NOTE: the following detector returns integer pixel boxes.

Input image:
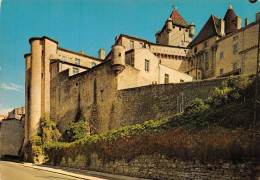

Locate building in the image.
[0,107,25,157]
[0,115,8,122]
[23,4,259,144]
[186,4,260,79]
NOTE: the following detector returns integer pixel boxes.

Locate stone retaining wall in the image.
[56,153,258,179]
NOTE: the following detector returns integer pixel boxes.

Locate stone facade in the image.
[50,65,224,134]
[56,153,259,179]
[187,7,260,80]
[0,119,24,157]
[23,4,259,144]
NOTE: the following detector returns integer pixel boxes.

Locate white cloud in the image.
[0,82,24,92]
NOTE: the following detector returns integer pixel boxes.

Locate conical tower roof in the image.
[170,9,189,28]
[224,3,237,34]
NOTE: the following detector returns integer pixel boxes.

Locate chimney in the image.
[115,36,119,43]
[98,49,106,60]
[244,18,249,26]
[235,16,242,29]
[256,12,260,22]
[81,50,84,54]
[220,18,225,36]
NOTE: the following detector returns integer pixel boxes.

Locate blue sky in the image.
[0,0,259,115]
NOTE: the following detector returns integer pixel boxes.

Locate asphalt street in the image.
[0,160,104,180]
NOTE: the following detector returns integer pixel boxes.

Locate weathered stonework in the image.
[0,119,24,157]
[55,153,259,179]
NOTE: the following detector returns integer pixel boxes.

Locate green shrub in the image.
[40,114,61,144]
[63,116,88,142]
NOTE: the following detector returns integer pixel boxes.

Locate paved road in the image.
[0,160,148,180]
[0,160,103,180]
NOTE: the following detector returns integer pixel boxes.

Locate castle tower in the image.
[28,38,42,137]
[111,45,125,75]
[224,3,241,34]
[25,36,58,140]
[155,6,195,47]
[188,22,195,38]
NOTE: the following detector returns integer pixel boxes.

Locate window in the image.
[62,55,67,61]
[148,45,151,49]
[100,90,104,100]
[91,62,96,67]
[130,41,134,49]
[165,74,169,84]
[191,60,194,66]
[145,60,149,72]
[205,52,209,61]
[173,25,175,28]
[194,47,197,53]
[75,58,80,65]
[205,62,209,70]
[73,67,79,75]
[203,41,208,48]
[130,53,135,67]
[220,51,224,60]
[233,62,238,71]
[180,79,184,82]
[181,41,184,46]
[179,27,181,31]
[186,29,188,32]
[233,44,238,55]
[220,68,224,75]
[184,50,187,54]
[233,36,239,41]
[198,72,201,79]
[139,43,143,48]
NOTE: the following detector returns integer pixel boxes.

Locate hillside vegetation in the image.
[26,75,259,164]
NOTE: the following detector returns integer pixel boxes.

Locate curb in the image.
[20,162,149,180]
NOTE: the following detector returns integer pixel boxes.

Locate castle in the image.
[23,4,260,144]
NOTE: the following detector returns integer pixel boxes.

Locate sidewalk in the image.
[21,162,150,180]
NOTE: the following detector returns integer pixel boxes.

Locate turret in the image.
[28,37,42,138]
[166,18,173,33]
[188,22,195,38]
[111,45,125,75]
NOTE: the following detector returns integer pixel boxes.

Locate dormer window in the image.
[91,62,96,67]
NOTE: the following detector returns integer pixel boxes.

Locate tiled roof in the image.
[224,4,237,34]
[170,9,189,28]
[188,15,222,48]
